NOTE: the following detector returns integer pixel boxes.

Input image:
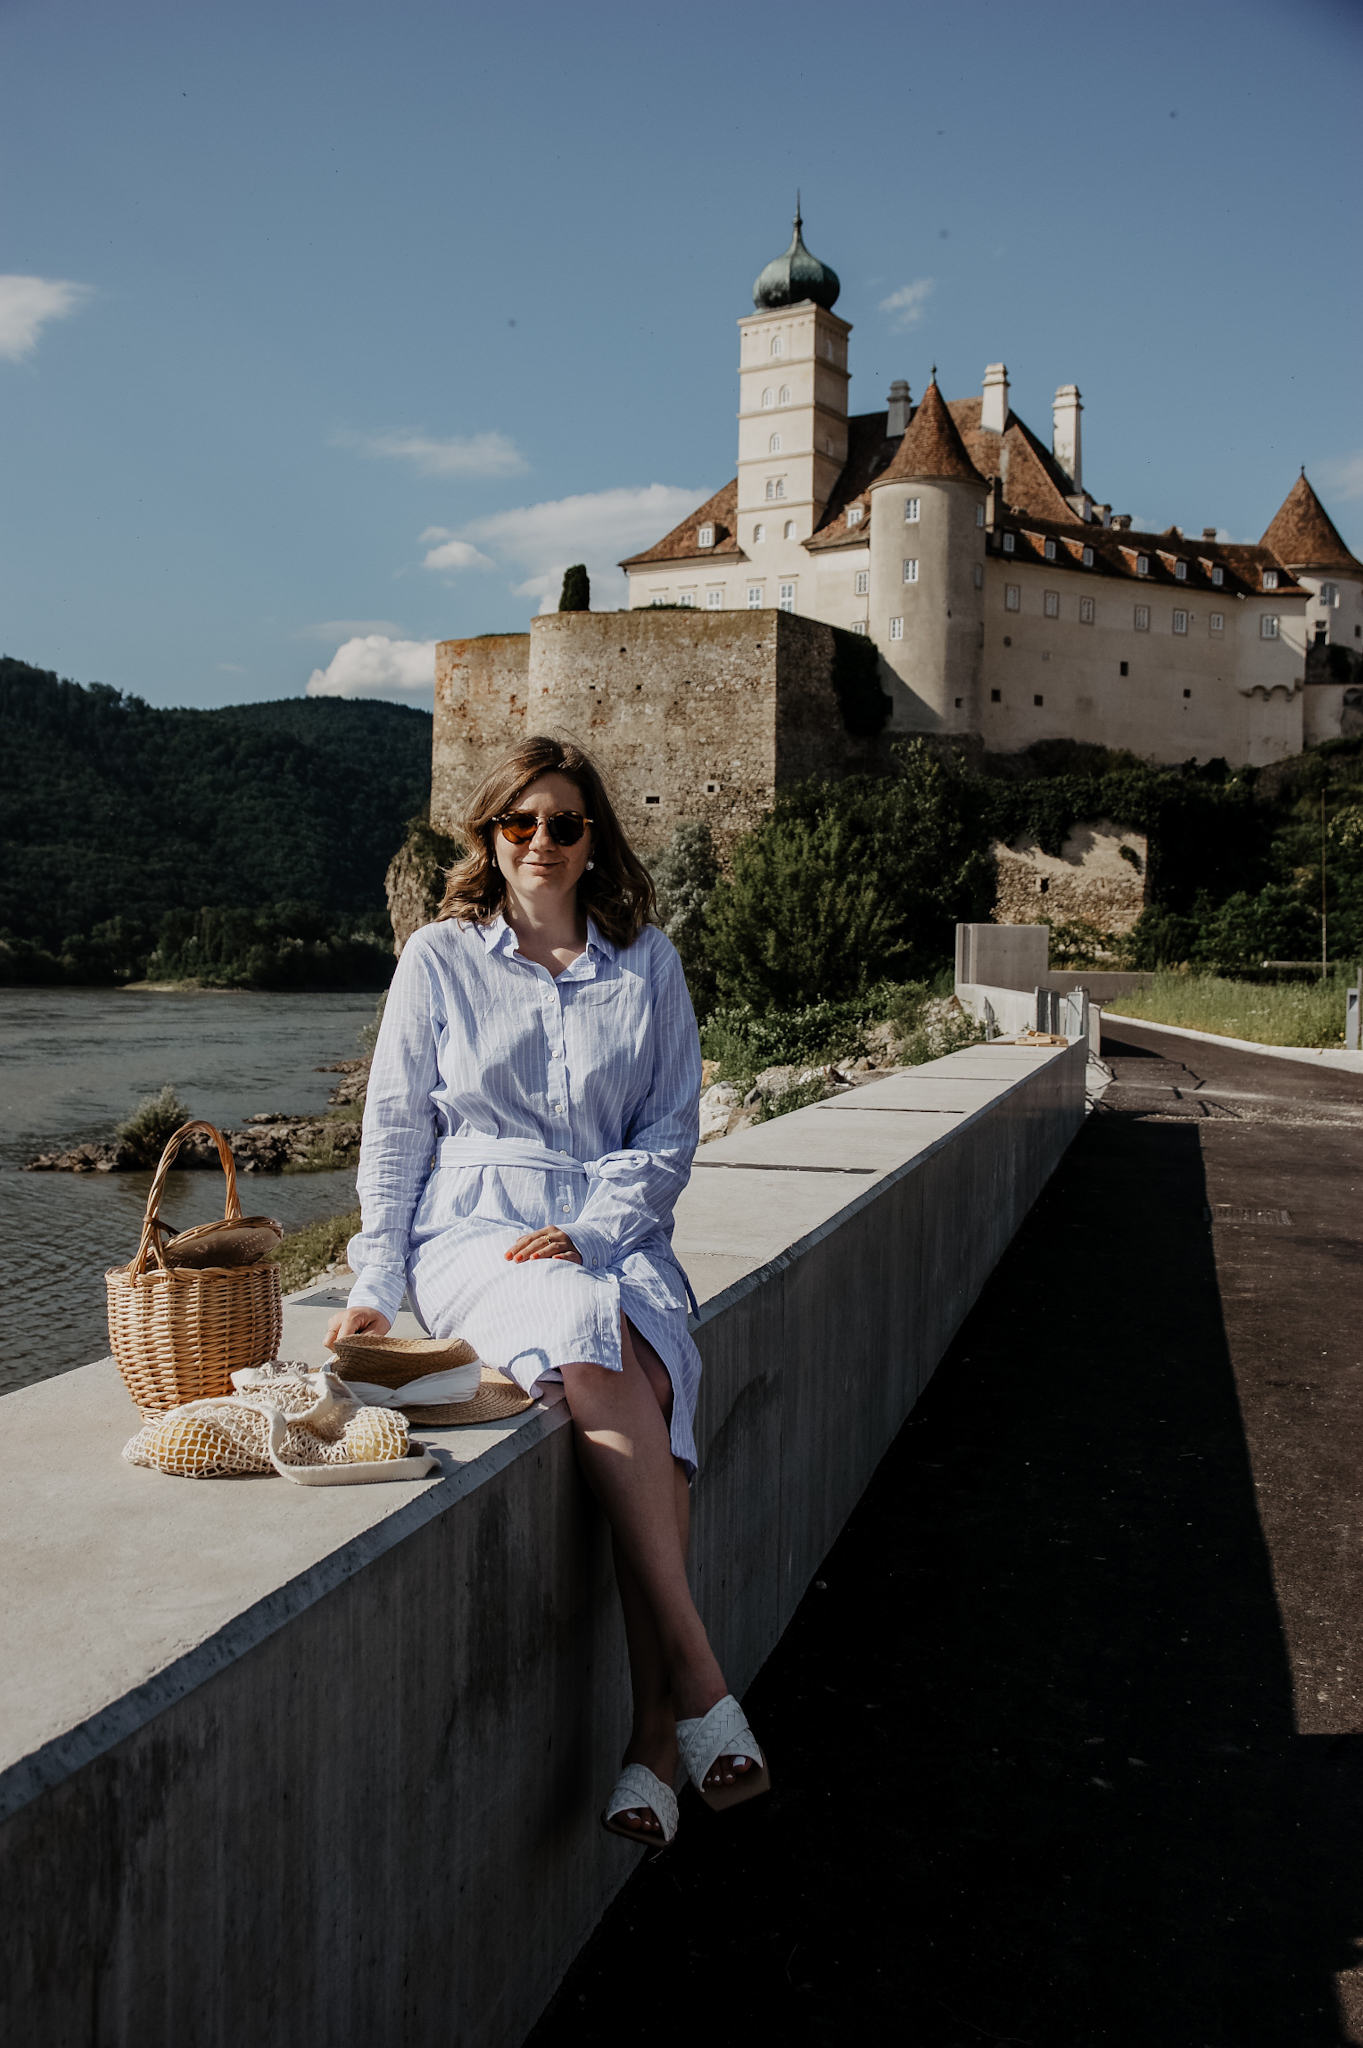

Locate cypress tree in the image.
[558,564,590,612]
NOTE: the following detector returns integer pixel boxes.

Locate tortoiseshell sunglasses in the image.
[493,810,594,847]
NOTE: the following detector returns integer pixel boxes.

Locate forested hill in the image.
[1,657,432,950]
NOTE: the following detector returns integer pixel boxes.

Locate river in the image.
[0,987,379,1398]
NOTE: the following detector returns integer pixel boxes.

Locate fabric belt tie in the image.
[434,1136,701,1317]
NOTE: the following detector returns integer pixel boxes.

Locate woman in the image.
[325,735,768,1845]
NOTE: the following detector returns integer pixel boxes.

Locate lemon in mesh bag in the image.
[124,1363,436,1485]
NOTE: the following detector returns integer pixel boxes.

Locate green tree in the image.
[558,564,590,612]
[649,821,719,1007]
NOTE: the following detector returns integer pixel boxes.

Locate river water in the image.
[0,988,379,1398]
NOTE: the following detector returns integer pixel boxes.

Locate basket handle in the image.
[130,1120,244,1276]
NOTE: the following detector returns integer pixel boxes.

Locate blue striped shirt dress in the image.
[345,913,706,1470]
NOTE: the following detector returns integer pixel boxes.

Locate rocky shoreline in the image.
[24,1061,369,1174]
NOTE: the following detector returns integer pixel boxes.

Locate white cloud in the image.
[338,428,527,478]
[878,278,935,330]
[428,483,704,612]
[306,635,437,702]
[295,617,405,643]
[1315,450,1363,503]
[0,275,95,362]
[419,531,497,573]
[218,663,245,674]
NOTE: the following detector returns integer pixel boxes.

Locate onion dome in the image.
[752,203,840,312]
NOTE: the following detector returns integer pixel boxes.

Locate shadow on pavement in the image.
[528,1100,1363,2047]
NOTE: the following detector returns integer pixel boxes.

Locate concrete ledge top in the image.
[0,1043,1070,1819]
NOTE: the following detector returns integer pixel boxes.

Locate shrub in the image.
[271,1208,362,1293]
[115,1085,194,1167]
[650,821,719,1008]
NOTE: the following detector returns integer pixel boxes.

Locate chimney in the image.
[886,380,912,436]
[1053,383,1083,489]
[981,363,1009,435]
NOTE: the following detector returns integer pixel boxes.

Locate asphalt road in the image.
[526,1022,1363,2048]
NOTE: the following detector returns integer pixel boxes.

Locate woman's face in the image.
[491,771,594,911]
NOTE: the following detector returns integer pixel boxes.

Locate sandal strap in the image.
[604,1763,678,1843]
[675,1694,761,1790]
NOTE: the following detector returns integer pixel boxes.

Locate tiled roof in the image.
[618,478,745,569]
[805,410,898,551]
[1260,472,1361,573]
[949,398,1078,523]
[873,379,982,486]
[989,514,1307,596]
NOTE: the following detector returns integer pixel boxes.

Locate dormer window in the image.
[761,388,775,408]
[1044,538,1057,561]
[1212,565,1224,587]
[1082,545,1094,566]
[1175,559,1187,581]
[847,504,864,526]
[1137,554,1150,576]
[1003,532,1015,554]
[1263,569,1279,590]
[698,525,714,548]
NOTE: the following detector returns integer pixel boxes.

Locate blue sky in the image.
[2,0,1360,710]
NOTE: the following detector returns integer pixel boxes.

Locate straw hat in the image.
[331,1332,533,1427]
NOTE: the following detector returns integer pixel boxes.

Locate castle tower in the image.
[735,208,851,617]
[867,377,988,731]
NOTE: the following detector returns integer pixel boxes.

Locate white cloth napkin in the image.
[337,1360,485,1408]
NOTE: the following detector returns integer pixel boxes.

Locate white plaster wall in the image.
[868,476,987,732]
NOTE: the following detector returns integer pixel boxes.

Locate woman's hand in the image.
[505,1227,583,1265]
[323,1306,392,1348]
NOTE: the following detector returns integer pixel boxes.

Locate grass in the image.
[271,1207,361,1293]
[1105,971,1349,1048]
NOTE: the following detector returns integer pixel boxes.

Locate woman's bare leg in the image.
[561,1318,753,1837]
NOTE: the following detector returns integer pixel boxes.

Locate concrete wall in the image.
[0,1041,1085,2048]
[955,922,1150,1003]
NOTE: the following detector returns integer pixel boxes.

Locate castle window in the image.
[1134,605,1150,630]
[851,620,868,635]
[706,589,722,609]
[1082,545,1094,567]
[754,523,765,542]
[1044,538,1057,561]
[698,524,714,548]
[1034,695,1044,707]
[904,498,920,523]
[1044,590,1059,618]
[1173,609,1188,635]
[644,794,661,805]
[1183,689,1191,699]
[770,337,783,357]
[889,617,904,640]
[1137,554,1150,575]
[775,479,785,499]
[855,570,869,595]
[1261,614,1279,638]
[1263,569,1279,590]
[903,559,919,583]
[1175,559,1187,581]
[1005,584,1020,611]
[779,582,795,612]
[779,385,791,404]
[765,481,776,501]
[824,437,834,455]
[976,504,985,528]
[991,689,1001,701]
[973,564,984,590]
[1212,565,1224,587]
[747,585,762,608]
[824,339,833,359]
[769,434,782,454]
[1080,595,1095,624]
[704,781,721,795]
[784,520,795,539]
[677,592,694,606]
[1120,661,1129,675]
[761,388,774,408]
[1320,582,1339,607]
[847,505,863,526]
[1003,532,1015,554]
[1210,611,1224,632]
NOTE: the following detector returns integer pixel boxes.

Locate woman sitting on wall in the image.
[325,734,768,1844]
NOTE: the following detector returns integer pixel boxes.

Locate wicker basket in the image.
[105,1120,283,1417]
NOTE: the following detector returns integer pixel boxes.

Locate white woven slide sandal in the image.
[675,1694,771,1813]
[601,1763,678,1846]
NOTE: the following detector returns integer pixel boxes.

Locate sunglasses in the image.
[493,809,595,847]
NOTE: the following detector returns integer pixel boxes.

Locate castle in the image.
[430,214,1362,858]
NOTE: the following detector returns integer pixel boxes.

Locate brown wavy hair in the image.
[437,734,656,948]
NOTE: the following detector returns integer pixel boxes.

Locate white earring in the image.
[585,858,595,871]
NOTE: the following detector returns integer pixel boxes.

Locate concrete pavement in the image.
[529,1020,1363,2048]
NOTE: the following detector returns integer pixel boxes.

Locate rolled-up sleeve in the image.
[568,941,701,1271]
[346,935,443,1324]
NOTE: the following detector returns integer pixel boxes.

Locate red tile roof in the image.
[1259,472,1361,573]
[991,514,1306,595]
[873,379,982,486]
[949,398,1078,524]
[618,478,744,569]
